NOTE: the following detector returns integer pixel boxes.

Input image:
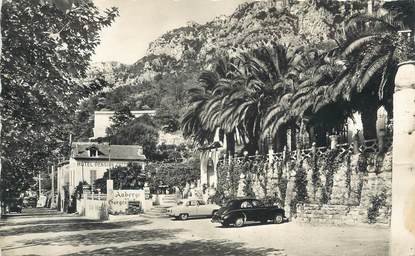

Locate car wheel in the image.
[273,214,283,224]
[234,217,245,227]
[179,213,189,220]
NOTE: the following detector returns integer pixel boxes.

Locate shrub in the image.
[367,191,387,223]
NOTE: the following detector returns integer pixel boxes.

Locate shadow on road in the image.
[3,228,185,252]
[214,221,288,229]
[0,218,102,228]
[0,219,151,237]
[62,239,287,256]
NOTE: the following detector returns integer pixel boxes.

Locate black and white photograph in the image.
[0,0,414,255]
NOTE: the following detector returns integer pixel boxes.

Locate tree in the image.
[0,0,118,197]
[146,161,200,195]
[329,12,413,139]
[94,163,145,192]
[109,115,160,159]
[106,105,135,137]
[181,58,230,146]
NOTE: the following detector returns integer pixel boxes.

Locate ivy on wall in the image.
[367,189,388,223]
[290,159,308,214]
[212,146,390,222]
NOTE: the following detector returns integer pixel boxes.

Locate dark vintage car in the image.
[6,198,23,213]
[211,198,286,227]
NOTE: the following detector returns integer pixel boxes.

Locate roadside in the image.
[0,209,389,256]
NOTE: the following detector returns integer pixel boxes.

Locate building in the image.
[56,142,146,208]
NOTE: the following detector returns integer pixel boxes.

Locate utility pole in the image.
[51,165,55,207]
[38,172,42,196]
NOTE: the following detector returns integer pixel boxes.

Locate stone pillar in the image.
[200,152,208,187]
[329,135,338,149]
[106,179,113,202]
[391,61,415,256]
[237,173,246,197]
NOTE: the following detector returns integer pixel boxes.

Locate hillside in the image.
[79,0,351,142]
[89,1,338,85]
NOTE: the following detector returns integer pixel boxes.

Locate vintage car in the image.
[211,198,286,227]
[5,198,23,213]
[166,199,220,220]
[23,197,37,208]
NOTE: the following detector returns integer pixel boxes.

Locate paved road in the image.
[0,208,389,256]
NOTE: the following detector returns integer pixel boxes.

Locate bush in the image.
[367,192,387,223]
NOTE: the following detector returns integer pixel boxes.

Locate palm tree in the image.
[181,56,237,147]
[262,46,330,150]
[225,42,293,153]
[327,11,412,139]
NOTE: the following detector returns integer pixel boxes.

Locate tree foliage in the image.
[0,0,118,196]
[106,105,135,137]
[146,160,200,194]
[106,115,160,159]
[94,163,146,192]
[181,1,414,152]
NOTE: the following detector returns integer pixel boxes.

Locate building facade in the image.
[57,142,146,205]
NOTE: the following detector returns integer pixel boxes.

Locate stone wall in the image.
[214,145,392,226]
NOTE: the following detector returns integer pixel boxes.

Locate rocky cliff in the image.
[89,1,340,87]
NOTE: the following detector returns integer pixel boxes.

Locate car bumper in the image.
[211,215,225,223]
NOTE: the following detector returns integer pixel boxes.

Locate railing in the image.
[217,134,392,167]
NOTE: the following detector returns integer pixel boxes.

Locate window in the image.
[89,148,98,157]
[240,201,253,209]
[252,200,264,208]
[198,200,206,205]
[189,200,198,206]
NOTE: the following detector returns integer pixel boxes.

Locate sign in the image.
[37,195,47,208]
[77,161,132,167]
[108,190,144,214]
[144,186,150,200]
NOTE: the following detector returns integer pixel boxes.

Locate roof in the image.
[72,142,146,161]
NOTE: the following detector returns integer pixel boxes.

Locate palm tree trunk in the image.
[246,139,259,155]
[360,104,378,140]
[274,126,287,152]
[290,124,297,151]
[226,132,236,155]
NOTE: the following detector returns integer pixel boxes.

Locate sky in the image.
[92,0,252,64]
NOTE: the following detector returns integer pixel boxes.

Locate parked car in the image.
[211,198,286,227]
[6,198,23,213]
[23,197,37,208]
[167,199,220,220]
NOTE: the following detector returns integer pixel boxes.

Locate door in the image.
[251,200,269,221]
[197,200,209,216]
[240,200,255,221]
[187,200,199,216]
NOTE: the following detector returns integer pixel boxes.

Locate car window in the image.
[226,200,238,208]
[189,200,198,206]
[198,200,206,205]
[240,201,253,208]
[252,200,264,208]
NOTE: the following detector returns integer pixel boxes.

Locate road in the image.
[0,208,389,256]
